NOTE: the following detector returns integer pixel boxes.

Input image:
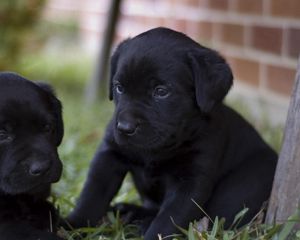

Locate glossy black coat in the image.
[69,28,277,240]
[0,73,63,240]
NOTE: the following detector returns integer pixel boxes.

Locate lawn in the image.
[11,50,299,240]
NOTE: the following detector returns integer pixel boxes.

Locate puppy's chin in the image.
[27,184,52,199]
[113,130,170,151]
[0,181,51,197]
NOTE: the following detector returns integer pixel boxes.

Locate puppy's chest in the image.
[130,157,164,182]
[130,165,165,203]
[129,157,185,202]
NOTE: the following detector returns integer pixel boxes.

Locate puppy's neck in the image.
[0,185,51,200]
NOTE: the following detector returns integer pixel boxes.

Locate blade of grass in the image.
[188,222,196,240]
[229,208,249,230]
[191,199,213,224]
[208,217,218,240]
[170,217,189,236]
[276,208,300,240]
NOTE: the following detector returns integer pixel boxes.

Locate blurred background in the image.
[1,0,299,215]
[45,0,300,124]
[2,0,299,122]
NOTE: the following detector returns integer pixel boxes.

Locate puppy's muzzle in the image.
[27,153,62,183]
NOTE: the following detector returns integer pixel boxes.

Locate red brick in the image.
[166,0,175,6]
[198,0,207,7]
[287,28,300,59]
[144,16,165,28]
[186,20,201,40]
[220,23,245,46]
[186,0,199,7]
[208,0,229,10]
[235,0,263,14]
[266,65,296,96]
[198,21,213,41]
[186,20,212,42]
[121,15,147,25]
[156,17,166,27]
[113,34,123,45]
[134,15,149,25]
[180,0,201,7]
[250,25,283,54]
[172,19,187,33]
[270,0,300,18]
[229,57,260,86]
[170,0,207,8]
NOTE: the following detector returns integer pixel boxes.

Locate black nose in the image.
[117,121,138,135]
[29,162,50,176]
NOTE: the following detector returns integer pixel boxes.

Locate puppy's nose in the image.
[117,121,138,135]
[29,162,50,176]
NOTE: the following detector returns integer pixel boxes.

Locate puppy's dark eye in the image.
[115,84,124,94]
[43,124,53,133]
[153,86,170,99]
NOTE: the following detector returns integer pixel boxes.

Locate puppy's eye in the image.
[153,86,170,99]
[43,124,53,133]
[115,84,124,94]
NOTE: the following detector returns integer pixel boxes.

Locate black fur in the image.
[68,28,277,239]
[0,72,63,240]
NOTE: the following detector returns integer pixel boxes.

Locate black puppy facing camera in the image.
[68,28,277,239]
[0,72,63,240]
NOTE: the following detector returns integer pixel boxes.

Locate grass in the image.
[10,50,298,239]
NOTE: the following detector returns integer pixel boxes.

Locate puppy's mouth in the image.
[0,163,62,195]
[1,179,48,195]
[114,127,175,151]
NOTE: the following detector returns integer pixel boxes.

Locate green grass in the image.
[10,50,298,239]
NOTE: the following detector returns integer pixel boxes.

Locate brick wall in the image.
[45,0,300,124]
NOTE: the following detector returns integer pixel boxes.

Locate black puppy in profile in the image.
[0,73,63,240]
[68,28,277,239]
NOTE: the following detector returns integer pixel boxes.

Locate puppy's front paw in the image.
[63,213,88,229]
[113,203,140,224]
[112,203,157,233]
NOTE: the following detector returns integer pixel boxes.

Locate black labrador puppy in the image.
[0,72,64,240]
[68,28,277,239]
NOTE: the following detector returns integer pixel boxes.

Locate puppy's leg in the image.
[67,143,128,228]
[206,155,276,228]
[144,179,213,240]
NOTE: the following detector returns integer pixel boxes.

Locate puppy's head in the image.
[110,27,233,150]
[0,72,63,196]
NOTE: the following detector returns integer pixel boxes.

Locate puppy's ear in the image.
[188,48,233,113]
[109,39,130,100]
[35,82,64,146]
